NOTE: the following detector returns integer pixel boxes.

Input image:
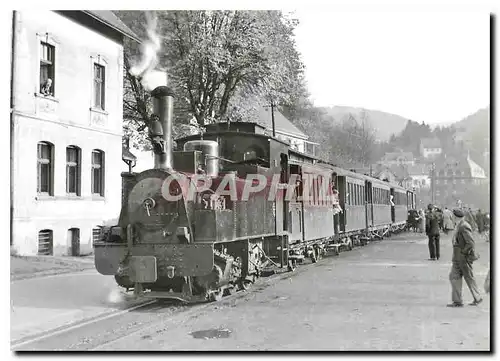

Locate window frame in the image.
[93,63,106,110]
[38,229,53,255]
[91,149,105,197]
[37,141,54,196]
[39,41,56,96]
[66,146,81,196]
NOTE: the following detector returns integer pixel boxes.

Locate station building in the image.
[10,11,139,256]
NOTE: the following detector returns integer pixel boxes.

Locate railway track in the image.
[12,239,377,351]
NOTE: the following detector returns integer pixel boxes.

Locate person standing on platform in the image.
[447,208,482,307]
[443,207,455,235]
[426,204,441,260]
[476,209,485,234]
[418,209,426,233]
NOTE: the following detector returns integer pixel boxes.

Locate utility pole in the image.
[270,101,276,137]
[431,162,436,204]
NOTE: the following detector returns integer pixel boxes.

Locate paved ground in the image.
[10,255,95,281]
[10,270,143,343]
[11,231,490,351]
[93,232,489,351]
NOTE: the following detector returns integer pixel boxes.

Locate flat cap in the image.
[453,208,465,218]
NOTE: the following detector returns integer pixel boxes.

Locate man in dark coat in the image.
[476,209,485,234]
[447,208,482,307]
[426,204,441,260]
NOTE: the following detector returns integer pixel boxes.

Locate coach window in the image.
[347,183,351,205]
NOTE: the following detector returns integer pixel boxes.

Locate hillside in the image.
[452,107,490,136]
[321,106,409,141]
[451,106,490,173]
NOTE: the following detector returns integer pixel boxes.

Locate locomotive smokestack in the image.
[151,85,174,170]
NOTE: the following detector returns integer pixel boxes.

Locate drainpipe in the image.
[10,11,17,247]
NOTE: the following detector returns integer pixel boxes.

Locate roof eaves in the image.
[83,11,142,43]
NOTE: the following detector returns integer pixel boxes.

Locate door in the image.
[390,189,395,223]
[280,154,289,232]
[68,228,80,256]
[337,176,346,232]
[365,181,373,228]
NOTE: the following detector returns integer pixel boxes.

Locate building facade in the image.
[378,151,415,167]
[432,154,489,209]
[407,164,431,190]
[419,137,442,159]
[10,11,138,256]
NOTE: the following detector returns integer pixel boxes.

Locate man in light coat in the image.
[447,208,483,307]
[442,207,455,234]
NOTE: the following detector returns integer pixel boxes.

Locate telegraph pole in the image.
[431,162,436,204]
[270,101,276,137]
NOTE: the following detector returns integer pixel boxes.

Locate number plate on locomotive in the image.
[129,256,158,283]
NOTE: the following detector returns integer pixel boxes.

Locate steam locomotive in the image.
[94,86,416,302]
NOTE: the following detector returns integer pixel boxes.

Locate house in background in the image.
[10,11,139,256]
[420,137,442,159]
[256,107,318,156]
[378,150,415,167]
[407,164,431,190]
[432,153,489,209]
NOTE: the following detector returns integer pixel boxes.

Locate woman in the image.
[418,209,426,233]
[442,207,455,234]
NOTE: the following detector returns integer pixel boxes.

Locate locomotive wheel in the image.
[223,286,234,297]
[115,275,134,289]
[208,289,223,302]
[238,280,251,291]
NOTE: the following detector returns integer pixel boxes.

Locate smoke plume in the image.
[130,11,167,91]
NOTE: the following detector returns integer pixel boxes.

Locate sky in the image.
[292,9,490,125]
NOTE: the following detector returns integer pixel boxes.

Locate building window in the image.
[93,63,105,110]
[40,42,55,95]
[66,146,81,195]
[38,229,53,255]
[37,142,53,195]
[91,150,105,196]
[92,227,102,246]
